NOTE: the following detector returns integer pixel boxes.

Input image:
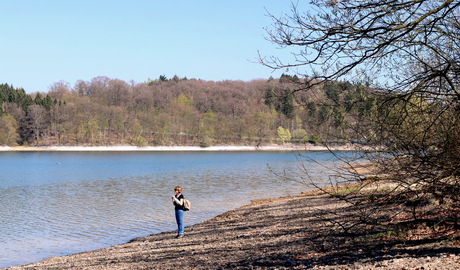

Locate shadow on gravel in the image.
[221,195,460,269]
[222,228,460,269]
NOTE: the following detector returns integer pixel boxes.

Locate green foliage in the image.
[0,84,33,111]
[0,115,19,145]
[331,187,359,196]
[0,84,63,113]
[199,136,213,147]
[292,128,307,140]
[279,73,300,83]
[134,136,147,147]
[277,126,291,144]
[175,94,194,107]
[202,109,217,137]
[324,82,340,103]
[264,86,295,118]
[302,136,310,144]
[309,134,321,144]
[77,119,100,144]
[131,121,147,146]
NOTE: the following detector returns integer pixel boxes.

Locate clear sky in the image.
[1,0,296,93]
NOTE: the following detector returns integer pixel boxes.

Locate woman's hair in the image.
[174,186,182,193]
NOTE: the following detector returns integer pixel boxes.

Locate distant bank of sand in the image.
[0,144,359,152]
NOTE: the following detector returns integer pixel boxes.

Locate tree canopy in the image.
[0,76,377,147]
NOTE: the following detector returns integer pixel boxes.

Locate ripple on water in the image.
[0,151,359,268]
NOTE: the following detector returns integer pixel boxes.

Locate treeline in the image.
[0,75,377,146]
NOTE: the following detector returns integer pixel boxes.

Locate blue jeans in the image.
[175,209,184,235]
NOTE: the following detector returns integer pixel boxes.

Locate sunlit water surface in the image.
[0,151,358,268]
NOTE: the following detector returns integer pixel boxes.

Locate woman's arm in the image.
[172,196,184,206]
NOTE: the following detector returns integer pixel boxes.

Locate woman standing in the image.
[172,186,185,238]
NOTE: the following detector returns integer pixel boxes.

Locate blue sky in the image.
[1,1,296,93]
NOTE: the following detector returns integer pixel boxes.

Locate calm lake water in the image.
[0,151,357,268]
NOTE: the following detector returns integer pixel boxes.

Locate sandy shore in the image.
[0,144,359,152]
[6,187,460,270]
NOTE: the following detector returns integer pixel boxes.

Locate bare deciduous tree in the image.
[261,0,460,232]
[28,104,47,142]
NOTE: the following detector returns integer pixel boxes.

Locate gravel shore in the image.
[6,188,460,269]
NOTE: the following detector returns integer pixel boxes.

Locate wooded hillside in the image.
[0,75,377,147]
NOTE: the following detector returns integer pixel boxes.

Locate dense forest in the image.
[0,75,377,147]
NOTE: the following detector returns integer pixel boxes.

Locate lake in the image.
[0,150,356,268]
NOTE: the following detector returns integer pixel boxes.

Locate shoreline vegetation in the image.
[4,145,459,269]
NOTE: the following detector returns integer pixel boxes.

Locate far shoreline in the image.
[0,144,361,152]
